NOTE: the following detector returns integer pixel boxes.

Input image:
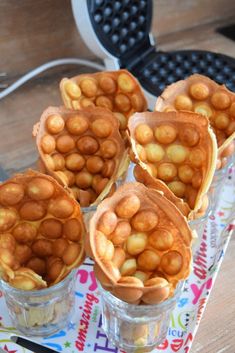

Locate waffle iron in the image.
[71,0,235,109]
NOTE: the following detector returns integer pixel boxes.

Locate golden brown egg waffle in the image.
[133,164,190,218]
[60,69,147,133]
[133,164,209,221]
[155,74,235,167]
[87,182,193,304]
[0,170,85,290]
[128,111,217,217]
[33,106,128,207]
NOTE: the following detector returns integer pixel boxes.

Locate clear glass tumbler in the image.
[209,154,234,213]
[189,197,212,256]
[82,205,97,228]
[0,269,76,336]
[98,281,183,353]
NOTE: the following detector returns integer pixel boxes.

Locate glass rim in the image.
[215,154,234,175]
[0,268,76,296]
[81,205,97,213]
[97,280,184,309]
[189,193,212,225]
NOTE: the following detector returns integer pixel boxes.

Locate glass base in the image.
[98,282,183,352]
[102,313,169,352]
[12,312,73,337]
[1,270,76,337]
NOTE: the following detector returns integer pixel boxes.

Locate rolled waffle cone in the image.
[128,111,217,218]
[0,170,85,290]
[60,69,147,134]
[155,74,235,168]
[33,106,129,207]
[88,182,193,304]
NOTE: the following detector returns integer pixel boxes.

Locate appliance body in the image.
[72,0,235,109]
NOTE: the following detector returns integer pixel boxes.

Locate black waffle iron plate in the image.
[87,0,235,96]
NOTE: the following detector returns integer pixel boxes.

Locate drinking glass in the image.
[0,269,76,336]
[98,281,184,353]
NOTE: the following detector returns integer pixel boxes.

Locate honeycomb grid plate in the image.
[132,50,235,96]
[86,0,235,96]
[87,0,153,63]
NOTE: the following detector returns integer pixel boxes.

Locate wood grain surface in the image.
[0,1,235,353]
[0,0,235,77]
[152,0,235,37]
[0,0,92,77]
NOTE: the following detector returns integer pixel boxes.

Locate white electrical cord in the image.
[0,58,105,100]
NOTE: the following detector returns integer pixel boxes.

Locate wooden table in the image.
[0,4,235,353]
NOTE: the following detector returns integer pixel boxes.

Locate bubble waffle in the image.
[133,164,209,222]
[155,74,235,167]
[33,106,128,207]
[128,111,217,217]
[0,170,85,289]
[133,164,190,218]
[87,183,193,304]
[60,69,147,133]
